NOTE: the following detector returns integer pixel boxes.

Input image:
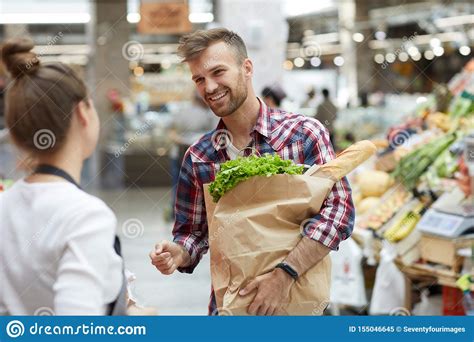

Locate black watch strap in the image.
[275,262,298,280]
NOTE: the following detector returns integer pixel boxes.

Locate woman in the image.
[0,38,124,315]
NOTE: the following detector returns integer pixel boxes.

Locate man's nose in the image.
[205,78,219,94]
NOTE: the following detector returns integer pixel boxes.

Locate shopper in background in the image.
[316,88,338,149]
[150,28,354,316]
[301,87,317,108]
[261,84,286,109]
[359,92,369,107]
[0,38,124,315]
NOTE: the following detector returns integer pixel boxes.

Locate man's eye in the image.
[195,78,204,84]
[214,69,224,75]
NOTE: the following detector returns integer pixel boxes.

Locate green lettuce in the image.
[208,153,304,202]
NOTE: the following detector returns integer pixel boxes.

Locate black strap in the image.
[34,164,81,189]
[33,164,125,314]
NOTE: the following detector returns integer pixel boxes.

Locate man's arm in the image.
[240,118,354,315]
[150,149,208,274]
[283,236,331,275]
[301,118,355,251]
[287,118,354,273]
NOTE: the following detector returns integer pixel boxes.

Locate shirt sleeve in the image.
[53,204,123,315]
[172,149,209,273]
[301,118,355,250]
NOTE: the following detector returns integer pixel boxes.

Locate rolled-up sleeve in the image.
[301,118,355,250]
[172,149,209,273]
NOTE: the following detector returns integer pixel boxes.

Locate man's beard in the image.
[208,74,248,117]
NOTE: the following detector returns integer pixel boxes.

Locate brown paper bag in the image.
[203,141,376,315]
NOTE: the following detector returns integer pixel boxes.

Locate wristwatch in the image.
[275,262,299,280]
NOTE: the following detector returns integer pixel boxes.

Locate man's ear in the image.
[75,101,89,127]
[242,58,253,78]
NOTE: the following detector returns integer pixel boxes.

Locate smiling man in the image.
[149,28,355,316]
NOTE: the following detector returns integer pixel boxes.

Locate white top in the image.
[226,143,241,160]
[0,179,123,315]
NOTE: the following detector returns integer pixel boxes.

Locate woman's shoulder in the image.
[62,189,116,224]
[35,184,118,236]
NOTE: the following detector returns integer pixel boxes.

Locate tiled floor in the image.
[94,186,211,316]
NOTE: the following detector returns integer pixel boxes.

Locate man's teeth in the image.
[210,91,226,101]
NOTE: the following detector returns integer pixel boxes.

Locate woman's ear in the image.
[75,100,90,127]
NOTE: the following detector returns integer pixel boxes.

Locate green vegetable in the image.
[422,133,463,190]
[209,154,304,202]
[449,92,474,118]
[392,133,456,190]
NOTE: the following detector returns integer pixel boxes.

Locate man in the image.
[301,87,316,108]
[261,84,286,109]
[316,88,338,149]
[149,28,354,316]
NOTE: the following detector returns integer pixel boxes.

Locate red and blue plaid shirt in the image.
[172,98,354,315]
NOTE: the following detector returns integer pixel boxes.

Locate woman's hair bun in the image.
[1,38,40,78]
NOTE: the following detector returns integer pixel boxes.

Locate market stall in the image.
[344,59,474,316]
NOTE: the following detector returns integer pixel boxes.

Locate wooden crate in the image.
[419,234,474,272]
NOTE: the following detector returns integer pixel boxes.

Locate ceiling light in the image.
[333,56,344,66]
[459,46,471,56]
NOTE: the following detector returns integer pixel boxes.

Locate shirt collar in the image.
[212,97,273,152]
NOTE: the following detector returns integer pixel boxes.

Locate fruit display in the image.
[383,203,424,243]
[426,112,452,132]
[356,61,473,237]
[356,170,393,198]
[357,197,380,215]
[357,187,411,230]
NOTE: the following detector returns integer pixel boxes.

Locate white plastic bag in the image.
[369,242,406,315]
[330,238,367,307]
[412,290,442,316]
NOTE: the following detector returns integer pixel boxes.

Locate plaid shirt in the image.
[172,98,354,315]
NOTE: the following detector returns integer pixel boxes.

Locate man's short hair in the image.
[322,88,330,98]
[177,28,248,64]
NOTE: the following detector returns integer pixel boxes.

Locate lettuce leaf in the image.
[208,153,304,202]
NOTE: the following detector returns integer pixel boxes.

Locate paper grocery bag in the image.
[203,141,376,315]
[204,175,335,315]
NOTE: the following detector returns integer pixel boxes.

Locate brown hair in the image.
[177,28,248,64]
[1,38,88,154]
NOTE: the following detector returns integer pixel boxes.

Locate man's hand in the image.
[149,240,190,275]
[239,268,295,316]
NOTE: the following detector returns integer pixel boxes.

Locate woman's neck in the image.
[26,146,83,185]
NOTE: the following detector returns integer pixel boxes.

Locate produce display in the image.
[383,202,424,243]
[354,59,474,246]
[392,132,457,190]
[356,170,393,198]
[356,187,411,230]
